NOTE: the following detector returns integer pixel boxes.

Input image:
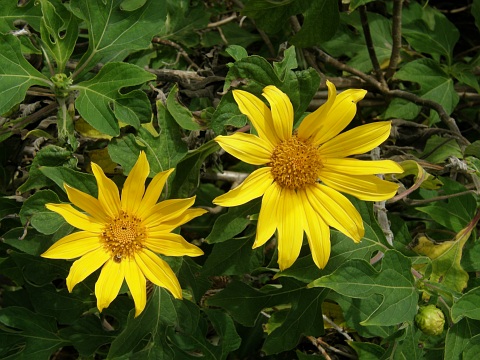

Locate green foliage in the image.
[1,0,480,358]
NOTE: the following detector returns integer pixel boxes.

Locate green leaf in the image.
[349,341,386,359]
[241,0,301,34]
[403,6,459,63]
[206,199,260,244]
[19,190,59,225]
[74,62,155,136]
[445,318,480,360]
[170,140,219,198]
[59,316,118,357]
[393,58,459,123]
[17,145,74,193]
[202,236,264,276]
[108,287,176,358]
[0,0,42,33]
[0,307,69,359]
[206,278,304,327]
[210,92,248,135]
[70,0,167,77]
[308,250,417,326]
[0,197,21,219]
[290,0,339,47]
[166,84,203,130]
[2,227,53,256]
[420,135,463,164]
[226,45,248,61]
[451,287,480,322]
[109,99,189,178]
[473,0,480,32]
[38,0,79,72]
[40,166,98,197]
[262,288,327,355]
[0,34,51,115]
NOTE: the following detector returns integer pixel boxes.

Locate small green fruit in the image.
[415,304,445,336]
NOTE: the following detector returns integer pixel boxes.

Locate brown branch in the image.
[359,6,387,88]
[386,0,404,79]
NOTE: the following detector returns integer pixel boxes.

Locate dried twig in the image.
[306,336,333,360]
[359,6,387,88]
[386,0,404,79]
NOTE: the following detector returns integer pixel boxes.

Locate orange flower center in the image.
[101,211,146,261]
[270,135,322,189]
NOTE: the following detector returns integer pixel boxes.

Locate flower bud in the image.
[415,305,445,336]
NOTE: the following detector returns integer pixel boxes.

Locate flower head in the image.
[42,152,206,316]
[213,81,403,270]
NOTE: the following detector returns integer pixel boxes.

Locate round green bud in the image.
[415,304,445,336]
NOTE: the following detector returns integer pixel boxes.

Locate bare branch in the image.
[386,0,404,79]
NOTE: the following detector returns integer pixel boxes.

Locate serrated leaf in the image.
[38,0,79,72]
[0,34,51,115]
[74,62,155,136]
[0,307,69,359]
[226,45,248,61]
[290,0,339,47]
[308,250,417,326]
[70,0,167,77]
[19,190,60,225]
[420,135,463,164]
[393,58,459,123]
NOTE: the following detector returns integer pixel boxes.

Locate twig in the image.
[306,336,333,360]
[405,190,477,206]
[323,314,354,342]
[386,0,403,79]
[152,38,200,70]
[207,13,238,28]
[316,338,357,359]
[359,6,387,88]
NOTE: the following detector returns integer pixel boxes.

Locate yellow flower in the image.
[213,81,403,271]
[42,151,206,317]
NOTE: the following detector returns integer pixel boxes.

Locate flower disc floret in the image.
[101,211,146,261]
[270,135,322,190]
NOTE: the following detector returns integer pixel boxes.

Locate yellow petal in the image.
[233,89,280,146]
[319,171,400,201]
[215,133,273,165]
[306,184,364,242]
[322,158,404,176]
[142,197,195,228]
[42,231,101,259]
[95,259,125,313]
[312,88,367,146]
[147,208,208,233]
[276,189,304,271]
[65,184,109,223]
[66,248,110,292]
[46,203,104,232]
[299,190,331,269]
[124,258,147,317]
[297,80,336,140]
[319,121,391,158]
[213,167,273,207]
[121,151,149,215]
[145,233,203,257]
[137,168,174,219]
[135,249,182,299]
[91,162,121,218]
[262,86,293,141]
[253,182,281,248]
